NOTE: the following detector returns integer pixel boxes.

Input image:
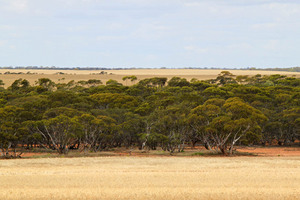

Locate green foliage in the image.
[90,93,139,109]
[138,77,168,87]
[36,78,55,91]
[1,72,299,157]
[9,79,31,92]
[106,79,122,86]
[168,77,190,87]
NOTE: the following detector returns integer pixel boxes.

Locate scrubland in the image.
[1,156,300,200]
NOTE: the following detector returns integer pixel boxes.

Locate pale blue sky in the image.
[1,0,300,68]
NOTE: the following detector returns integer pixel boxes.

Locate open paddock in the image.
[0,69,299,87]
[0,156,300,200]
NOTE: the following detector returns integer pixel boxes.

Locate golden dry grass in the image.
[0,156,300,200]
[0,69,299,87]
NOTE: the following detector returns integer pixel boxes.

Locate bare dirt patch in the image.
[237,146,300,157]
[16,146,300,159]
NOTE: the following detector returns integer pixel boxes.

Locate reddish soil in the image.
[105,146,300,157]
[236,146,300,156]
[21,152,48,158]
[11,146,300,158]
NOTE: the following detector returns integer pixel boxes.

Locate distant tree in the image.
[86,79,102,87]
[168,77,190,87]
[0,80,4,87]
[235,75,249,84]
[106,79,122,86]
[213,71,237,85]
[138,77,167,88]
[35,78,55,92]
[9,79,30,91]
[122,76,138,85]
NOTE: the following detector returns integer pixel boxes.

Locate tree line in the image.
[2,66,300,72]
[0,71,299,158]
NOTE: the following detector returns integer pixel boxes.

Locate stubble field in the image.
[1,156,300,200]
[0,69,299,87]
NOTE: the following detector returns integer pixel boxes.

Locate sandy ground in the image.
[0,156,299,200]
[0,69,299,87]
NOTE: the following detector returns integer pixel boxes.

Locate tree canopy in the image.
[0,72,299,157]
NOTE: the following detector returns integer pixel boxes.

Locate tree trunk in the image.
[192,140,197,149]
[219,145,228,156]
[204,142,212,150]
[229,145,234,155]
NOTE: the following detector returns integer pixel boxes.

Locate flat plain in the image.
[1,69,299,199]
[0,69,299,87]
[1,156,300,200]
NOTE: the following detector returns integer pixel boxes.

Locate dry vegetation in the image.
[0,156,300,200]
[0,69,299,87]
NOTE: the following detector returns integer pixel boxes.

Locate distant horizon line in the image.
[0,66,299,70]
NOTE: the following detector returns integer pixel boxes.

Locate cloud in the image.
[96,35,126,41]
[263,40,280,51]
[0,40,6,47]
[0,0,299,68]
[184,46,208,54]
[251,23,277,30]
[0,25,15,30]
[4,0,29,13]
[131,23,171,40]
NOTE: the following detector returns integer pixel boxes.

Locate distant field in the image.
[0,69,299,87]
[0,156,299,200]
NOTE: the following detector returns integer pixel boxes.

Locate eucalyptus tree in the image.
[187,97,267,155]
[152,106,189,153]
[0,106,25,157]
[106,79,123,86]
[168,77,190,87]
[210,71,237,85]
[186,98,225,150]
[8,79,32,94]
[138,77,168,88]
[36,78,55,92]
[281,107,300,145]
[122,75,138,85]
[34,115,82,154]
[212,97,267,155]
[75,114,116,152]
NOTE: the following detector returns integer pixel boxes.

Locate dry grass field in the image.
[1,156,300,200]
[0,69,299,87]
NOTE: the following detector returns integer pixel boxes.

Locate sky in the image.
[0,0,300,68]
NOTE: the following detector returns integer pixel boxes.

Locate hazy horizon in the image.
[1,0,300,68]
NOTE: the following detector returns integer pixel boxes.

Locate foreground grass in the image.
[0,156,299,200]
